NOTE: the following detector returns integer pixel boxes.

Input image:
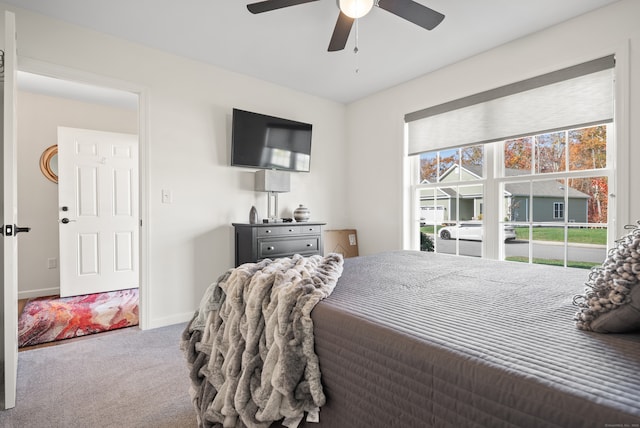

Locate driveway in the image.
[434,237,607,264]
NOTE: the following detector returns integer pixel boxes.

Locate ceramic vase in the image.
[293,205,310,222]
[249,206,259,224]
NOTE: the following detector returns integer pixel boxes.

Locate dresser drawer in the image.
[257,226,301,237]
[298,224,322,234]
[258,237,320,259]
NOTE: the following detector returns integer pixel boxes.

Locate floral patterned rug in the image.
[18,288,139,348]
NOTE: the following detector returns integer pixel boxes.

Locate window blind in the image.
[406,55,615,156]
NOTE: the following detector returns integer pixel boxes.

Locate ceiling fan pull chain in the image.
[354,17,359,53]
[354,18,360,73]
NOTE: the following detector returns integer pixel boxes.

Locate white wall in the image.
[345,0,640,255]
[16,90,138,298]
[2,4,349,328]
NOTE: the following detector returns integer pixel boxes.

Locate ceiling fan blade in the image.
[377,0,444,30]
[247,0,319,14]
[328,12,354,52]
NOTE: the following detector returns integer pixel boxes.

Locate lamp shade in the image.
[339,0,374,18]
[255,170,290,193]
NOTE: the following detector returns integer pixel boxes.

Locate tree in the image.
[420,232,434,252]
[420,153,438,182]
[461,146,483,169]
[568,126,608,223]
[504,137,532,171]
[419,150,458,182]
[569,126,606,170]
[568,176,608,224]
[535,131,566,173]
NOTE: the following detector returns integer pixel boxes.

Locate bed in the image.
[184,250,640,427]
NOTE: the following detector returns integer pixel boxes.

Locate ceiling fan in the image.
[246,0,445,52]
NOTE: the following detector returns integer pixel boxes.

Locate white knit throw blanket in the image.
[187,253,344,428]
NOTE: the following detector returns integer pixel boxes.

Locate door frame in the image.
[17,57,150,329]
[3,10,19,409]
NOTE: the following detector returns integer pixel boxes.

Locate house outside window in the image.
[411,124,611,268]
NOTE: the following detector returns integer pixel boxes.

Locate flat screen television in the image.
[231,108,312,172]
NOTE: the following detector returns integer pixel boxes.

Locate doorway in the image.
[57,127,139,297]
[15,66,148,328]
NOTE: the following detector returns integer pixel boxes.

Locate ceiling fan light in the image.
[339,0,374,19]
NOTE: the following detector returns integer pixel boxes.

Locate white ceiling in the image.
[7,0,620,104]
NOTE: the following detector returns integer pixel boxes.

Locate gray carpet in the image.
[0,322,197,428]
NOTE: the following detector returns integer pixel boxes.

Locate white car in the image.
[439,222,517,241]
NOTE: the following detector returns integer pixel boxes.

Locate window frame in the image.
[409,123,615,263]
[405,48,630,257]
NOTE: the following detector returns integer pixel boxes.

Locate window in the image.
[417,145,485,257]
[553,202,564,219]
[405,56,616,268]
[412,125,611,267]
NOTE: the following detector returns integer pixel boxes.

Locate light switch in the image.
[162,189,172,204]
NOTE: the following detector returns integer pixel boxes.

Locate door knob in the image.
[14,226,31,234]
[0,224,31,236]
[61,218,76,224]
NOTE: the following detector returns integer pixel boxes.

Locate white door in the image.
[2,11,23,410]
[58,127,139,297]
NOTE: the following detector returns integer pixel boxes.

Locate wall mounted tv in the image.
[231,108,312,172]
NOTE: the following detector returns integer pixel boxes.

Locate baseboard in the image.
[18,287,60,300]
[145,311,194,330]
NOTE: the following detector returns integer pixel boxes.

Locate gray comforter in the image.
[297,251,640,427]
[182,253,344,428]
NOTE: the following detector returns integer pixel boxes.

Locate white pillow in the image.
[574,225,640,333]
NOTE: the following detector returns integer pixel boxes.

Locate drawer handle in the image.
[288,229,294,232]
[265,230,272,234]
[267,246,275,251]
[306,243,313,247]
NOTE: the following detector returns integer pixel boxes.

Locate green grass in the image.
[420,225,442,234]
[422,225,606,245]
[505,256,600,269]
[514,226,606,245]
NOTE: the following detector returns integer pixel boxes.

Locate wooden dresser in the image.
[232,222,325,266]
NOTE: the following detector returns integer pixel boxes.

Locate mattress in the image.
[300,250,640,427]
